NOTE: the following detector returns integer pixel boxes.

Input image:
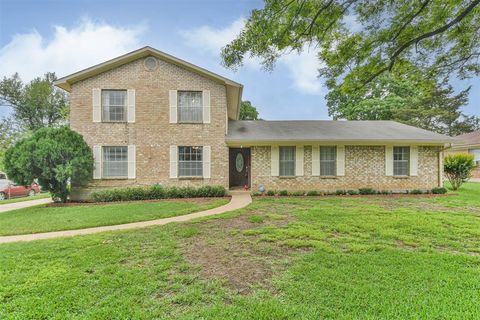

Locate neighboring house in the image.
[54,46,452,199]
[445,130,480,179]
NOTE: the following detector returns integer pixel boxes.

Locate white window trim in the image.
[100,145,131,179]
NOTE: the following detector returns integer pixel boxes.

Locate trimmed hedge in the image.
[431,187,448,194]
[256,187,447,197]
[358,188,377,195]
[91,185,227,202]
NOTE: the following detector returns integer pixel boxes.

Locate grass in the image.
[0,192,50,205]
[1,183,480,319]
[0,198,228,236]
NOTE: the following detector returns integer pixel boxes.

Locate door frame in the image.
[228,148,251,189]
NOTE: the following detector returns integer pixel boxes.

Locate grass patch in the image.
[1,183,480,318]
[248,215,264,223]
[0,199,228,236]
[0,193,50,205]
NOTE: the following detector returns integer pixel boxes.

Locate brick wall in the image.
[69,56,229,199]
[251,145,442,192]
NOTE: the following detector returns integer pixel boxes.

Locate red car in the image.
[0,180,41,201]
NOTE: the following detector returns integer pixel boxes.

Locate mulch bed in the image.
[253,193,455,198]
[47,196,231,207]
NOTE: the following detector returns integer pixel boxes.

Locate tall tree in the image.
[239,100,260,120]
[0,119,21,171]
[222,0,480,93]
[327,73,479,135]
[0,72,68,131]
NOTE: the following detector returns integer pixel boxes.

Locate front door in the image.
[229,148,251,188]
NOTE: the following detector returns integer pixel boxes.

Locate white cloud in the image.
[180,18,324,95]
[180,18,245,56]
[0,18,145,81]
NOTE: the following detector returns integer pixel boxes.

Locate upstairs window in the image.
[393,146,410,176]
[102,90,127,122]
[279,146,295,176]
[178,146,203,177]
[103,146,128,178]
[320,146,336,176]
[178,91,203,123]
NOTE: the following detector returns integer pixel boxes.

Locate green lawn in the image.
[0,198,228,236]
[0,192,50,205]
[1,183,480,319]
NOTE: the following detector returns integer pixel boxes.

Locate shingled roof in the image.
[226,120,454,144]
[453,130,480,147]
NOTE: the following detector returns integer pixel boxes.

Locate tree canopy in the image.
[239,100,260,120]
[222,0,480,93]
[0,72,68,131]
[327,72,479,135]
[4,127,93,202]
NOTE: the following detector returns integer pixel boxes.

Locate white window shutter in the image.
[169,90,177,123]
[127,89,135,123]
[203,146,211,178]
[271,146,279,176]
[336,145,345,176]
[93,145,102,179]
[202,90,211,124]
[312,146,320,176]
[295,146,304,176]
[128,145,136,179]
[92,88,101,122]
[385,146,393,176]
[169,145,178,178]
[410,146,418,176]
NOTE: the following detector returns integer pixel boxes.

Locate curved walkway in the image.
[0,198,53,214]
[0,192,252,244]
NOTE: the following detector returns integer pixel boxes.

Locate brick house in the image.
[54,47,452,199]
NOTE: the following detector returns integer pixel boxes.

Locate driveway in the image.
[0,198,53,214]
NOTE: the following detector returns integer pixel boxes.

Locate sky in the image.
[0,0,478,120]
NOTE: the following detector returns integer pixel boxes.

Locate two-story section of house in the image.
[56,46,453,200]
[55,47,242,199]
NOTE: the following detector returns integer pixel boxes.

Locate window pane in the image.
[393,146,409,176]
[179,146,203,177]
[102,90,127,122]
[279,146,295,176]
[103,146,128,177]
[320,146,336,176]
[178,91,203,123]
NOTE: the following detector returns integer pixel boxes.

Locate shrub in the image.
[410,189,423,194]
[335,190,347,195]
[279,190,289,196]
[379,190,391,195]
[306,190,319,196]
[431,187,448,194]
[444,154,476,190]
[4,127,93,202]
[358,188,377,195]
[91,185,226,202]
[266,190,275,196]
[347,190,359,195]
[290,191,305,196]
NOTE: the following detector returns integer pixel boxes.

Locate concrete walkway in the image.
[0,192,252,244]
[0,198,53,214]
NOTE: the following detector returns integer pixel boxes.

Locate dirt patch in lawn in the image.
[363,198,480,214]
[181,203,309,294]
